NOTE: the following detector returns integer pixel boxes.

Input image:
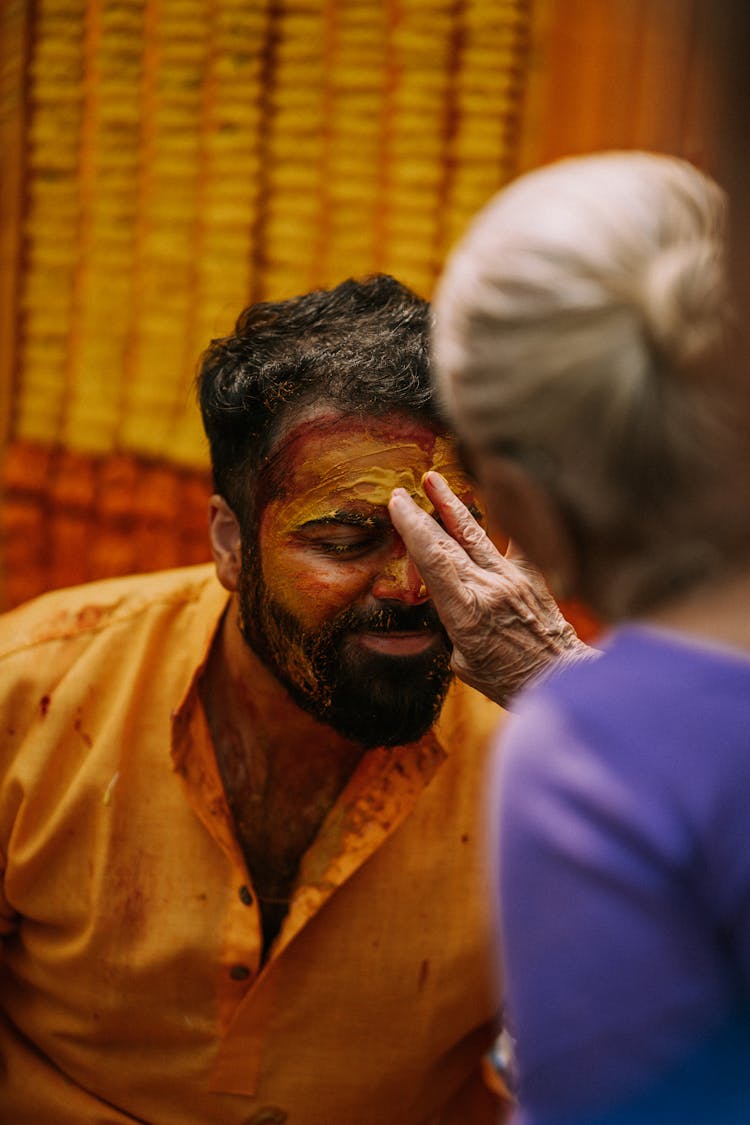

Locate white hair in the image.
[432,151,745,617]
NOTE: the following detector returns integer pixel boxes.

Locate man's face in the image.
[237,409,481,747]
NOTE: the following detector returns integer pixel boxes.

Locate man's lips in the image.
[355,629,440,656]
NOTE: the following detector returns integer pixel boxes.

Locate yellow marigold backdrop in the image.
[0,0,713,624]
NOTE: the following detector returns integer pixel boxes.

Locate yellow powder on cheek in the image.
[259,509,375,624]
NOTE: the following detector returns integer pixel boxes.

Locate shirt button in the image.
[229,964,251,981]
[244,1108,288,1124]
[239,884,254,906]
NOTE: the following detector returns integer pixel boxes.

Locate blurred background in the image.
[0,0,715,615]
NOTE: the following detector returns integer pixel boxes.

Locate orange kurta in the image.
[0,565,505,1124]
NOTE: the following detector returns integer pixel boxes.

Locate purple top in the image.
[496,625,750,1123]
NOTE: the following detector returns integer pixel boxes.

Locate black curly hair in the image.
[196,274,442,523]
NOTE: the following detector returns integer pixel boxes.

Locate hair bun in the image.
[640,239,727,369]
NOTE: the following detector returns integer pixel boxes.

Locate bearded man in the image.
[0,276,577,1124]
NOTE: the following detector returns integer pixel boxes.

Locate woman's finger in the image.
[421,471,509,572]
[388,489,476,606]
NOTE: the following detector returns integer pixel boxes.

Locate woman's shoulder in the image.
[522,622,750,727]
[501,622,750,846]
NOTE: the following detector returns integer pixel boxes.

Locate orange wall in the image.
[521,0,715,170]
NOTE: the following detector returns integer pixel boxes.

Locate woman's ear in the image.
[209,495,242,592]
[479,456,580,601]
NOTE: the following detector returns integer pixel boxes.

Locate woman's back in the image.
[498,623,750,1121]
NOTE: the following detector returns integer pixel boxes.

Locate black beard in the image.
[237,551,453,749]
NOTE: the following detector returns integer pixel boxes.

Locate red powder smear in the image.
[74,715,93,748]
[39,694,51,717]
[76,605,106,630]
[264,412,440,502]
[285,413,437,463]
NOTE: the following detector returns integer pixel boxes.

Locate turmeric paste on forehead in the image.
[274,437,464,531]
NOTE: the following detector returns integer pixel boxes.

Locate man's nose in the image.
[371,542,428,605]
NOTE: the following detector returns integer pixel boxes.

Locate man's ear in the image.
[209,495,242,592]
[480,456,579,601]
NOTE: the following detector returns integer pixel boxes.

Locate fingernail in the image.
[390,488,408,505]
[423,470,448,493]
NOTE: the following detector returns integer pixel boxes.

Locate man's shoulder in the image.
[0,563,221,662]
[436,679,506,756]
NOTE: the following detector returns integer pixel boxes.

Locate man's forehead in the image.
[266,407,448,471]
[257,407,467,529]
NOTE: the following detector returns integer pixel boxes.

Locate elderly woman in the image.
[390,152,750,1122]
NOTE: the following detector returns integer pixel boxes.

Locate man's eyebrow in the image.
[299,502,485,529]
[297,511,390,531]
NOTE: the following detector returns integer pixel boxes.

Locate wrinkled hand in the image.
[388,472,594,709]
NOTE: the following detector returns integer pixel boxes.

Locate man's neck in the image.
[200,598,365,952]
